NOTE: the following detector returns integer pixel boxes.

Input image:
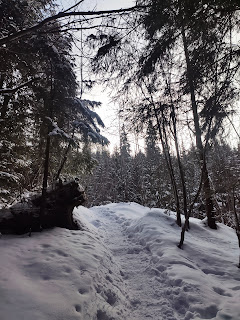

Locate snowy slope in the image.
[0,203,239,320]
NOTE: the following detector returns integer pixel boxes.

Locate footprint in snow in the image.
[42,274,51,280]
[63,266,72,274]
[202,268,225,276]
[75,304,81,312]
[231,285,240,291]
[41,243,51,249]
[105,275,113,283]
[96,309,112,320]
[104,289,117,306]
[213,286,232,297]
[54,249,68,257]
[78,287,88,295]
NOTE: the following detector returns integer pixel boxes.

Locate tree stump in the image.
[0,180,86,234]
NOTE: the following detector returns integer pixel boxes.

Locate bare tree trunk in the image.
[170,105,188,221]
[232,187,240,267]
[0,95,11,119]
[161,109,182,226]
[55,144,70,181]
[55,130,75,181]
[39,131,51,228]
[178,167,204,248]
[153,104,182,226]
[141,82,182,226]
[180,22,217,229]
[159,59,188,221]
[40,63,54,228]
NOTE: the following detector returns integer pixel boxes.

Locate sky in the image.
[57,0,135,11]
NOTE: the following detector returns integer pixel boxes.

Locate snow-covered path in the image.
[92,205,178,320]
[91,208,171,320]
[89,203,240,320]
[1,202,240,320]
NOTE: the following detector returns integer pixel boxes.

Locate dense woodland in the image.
[83,136,240,228]
[0,0,108,209]
[0,0,240,245]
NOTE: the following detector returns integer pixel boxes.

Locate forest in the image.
[0,0,239,237]
[1,1,240,319]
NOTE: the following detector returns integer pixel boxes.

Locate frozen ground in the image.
[0,202,240,319]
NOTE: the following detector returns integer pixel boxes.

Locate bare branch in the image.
[62,0,84,13]
[39,23,130,35]
[0,6,147,46]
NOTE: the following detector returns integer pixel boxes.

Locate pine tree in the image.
[140,0,239,229]
[0,0,108,206]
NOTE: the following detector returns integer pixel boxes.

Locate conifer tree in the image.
[0,0,108,206]
[90,0,239,229]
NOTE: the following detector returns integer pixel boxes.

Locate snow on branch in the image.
[74,98,102,131]
[81,99,102,109]
[0,172,19,183]
[99,135,110,145]
[70,98,109,145]
[73,120,109,145]
[88,110,105,127]
[0,78,39,95]
[46,117,75,145]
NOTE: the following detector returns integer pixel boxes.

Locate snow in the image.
[0,202,240,320]
[46,117,73,142]
[0,171,19,182]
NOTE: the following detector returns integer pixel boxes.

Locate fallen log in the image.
[0,180,86,234]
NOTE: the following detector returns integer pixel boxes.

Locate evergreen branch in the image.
[0,78,39,95]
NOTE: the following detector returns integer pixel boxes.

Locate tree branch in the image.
[39,24,130,35]
[0,78,38,95]
[0,6,147,46]
[62,0,84,13]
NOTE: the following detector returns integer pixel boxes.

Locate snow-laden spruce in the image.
[0,203,239,320]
